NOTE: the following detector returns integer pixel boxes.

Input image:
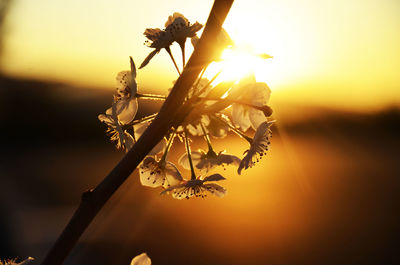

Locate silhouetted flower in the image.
[139,156,182,188]
[179,149,240,172]
[238,121,274,174]
[131,253,151,265]
[140,28,174,69]
[165,12,202,58]
[161,174,227,199]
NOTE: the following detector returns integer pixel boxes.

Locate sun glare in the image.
[205,45,273,86]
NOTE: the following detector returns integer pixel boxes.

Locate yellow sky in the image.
[2,0,400,110]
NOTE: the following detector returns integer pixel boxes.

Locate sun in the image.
[204,44,274,87]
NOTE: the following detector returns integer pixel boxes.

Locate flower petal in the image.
[116,70,134,93]
[191,35,200,47]
[160,182,186,196]
[237,152,252,175]
[139,157,165,188]
[203,183,227,198]
[232,104,251,131]
[251,82,271,106]
[115,98,138,124]
[124,132,135,151]
[165,12,188,27]
[164,13,202,43]
[249,109,267,130]
[238,121,273,174]
[131,253,151,265]
[178,151,202,170]
[98,113,115,127]
[218,153,241,166]
[130,56,137,79]
[164,161,183,187]
[203,173,226,182]
[139,49,159,69]
[227,73,257,100]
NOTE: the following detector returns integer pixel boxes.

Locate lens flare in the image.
[205,46,273,85]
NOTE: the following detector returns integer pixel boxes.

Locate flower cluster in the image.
[99,13,274,199]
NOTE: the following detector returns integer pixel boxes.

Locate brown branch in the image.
[40,1,234,264]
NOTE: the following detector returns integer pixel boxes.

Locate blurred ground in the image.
[1,75,399,265]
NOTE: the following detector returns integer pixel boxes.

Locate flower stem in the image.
[160,127,177,163]
[200,122,214,152]
[136,93,167,100]
[214,115,253,143]
[166,47,181,75]
[180,41,186,69]
[184,128,197,180]
[203,97,272,117]
[122,113,158,129]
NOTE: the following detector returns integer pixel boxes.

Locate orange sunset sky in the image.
[2,0,400,110]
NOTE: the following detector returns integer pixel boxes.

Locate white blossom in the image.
[139,156,182,188]
[131,253,151,265]
[106,57,138,125]
[161,174,227,199]
[238,121,274,174]
[230,74,271,131]
[98,100,135,151]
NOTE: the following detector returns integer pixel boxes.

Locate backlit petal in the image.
[131,253,151,265]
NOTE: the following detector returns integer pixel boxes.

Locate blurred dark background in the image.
[1,0,400,263]
[1,74,400,265]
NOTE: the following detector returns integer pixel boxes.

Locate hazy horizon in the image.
[1,0,399,111]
